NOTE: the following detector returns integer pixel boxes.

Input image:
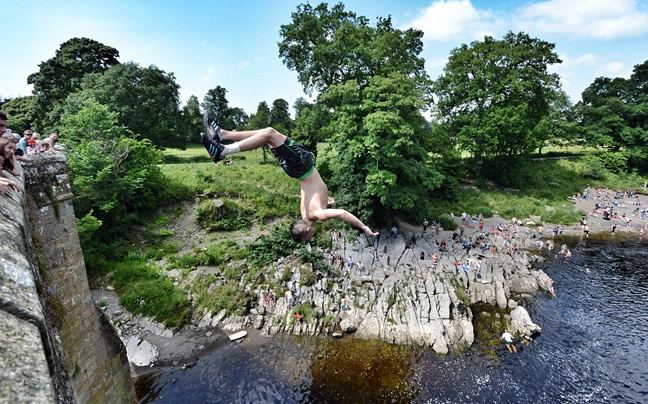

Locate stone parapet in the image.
[0,153,135,404]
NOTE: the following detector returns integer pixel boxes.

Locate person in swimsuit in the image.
[202,113,379,242]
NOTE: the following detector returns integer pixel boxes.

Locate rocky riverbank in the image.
[93,187,648,369]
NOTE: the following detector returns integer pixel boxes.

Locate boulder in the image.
[340,319,357,333]
[509,306,541,335]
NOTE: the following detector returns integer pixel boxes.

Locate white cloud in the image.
[237,61,251,70]
[516,0,648,39]
[407,0,501,42]
[602,62,625,74]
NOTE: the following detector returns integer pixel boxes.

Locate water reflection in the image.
[136,241,648,404]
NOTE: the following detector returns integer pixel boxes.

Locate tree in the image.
[202,86,232,128]
[181,95,203,143]
[270,98,292,134]
[74,62,185,148]
[292,101,327,159]
[27,37,120,131]
[578,60,648,170]
[279,3,437,223]
[202,86,249,130]
[434,32,562,177]
[279,2,428,95]
[0,96,34,133]
[293,97,313,116]
[322,74,443,224]
[229,107,250,130]
[60,100,166,248]
[247,102,272,162]
[533,89,582,154]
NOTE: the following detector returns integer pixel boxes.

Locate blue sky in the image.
[3,0,648,117]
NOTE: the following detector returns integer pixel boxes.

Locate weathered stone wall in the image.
[0,153,135,404]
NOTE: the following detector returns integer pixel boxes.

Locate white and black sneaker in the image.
[203,112,223,142]
[201,132,225,164]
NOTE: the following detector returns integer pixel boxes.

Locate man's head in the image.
[0,112,7,135]
[50,133,59,141]
[23,130,33,138]
[289,219,316,242]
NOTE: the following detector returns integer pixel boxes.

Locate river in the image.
[135,240,648,403]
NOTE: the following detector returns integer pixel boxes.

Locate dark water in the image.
[136,241,648,404]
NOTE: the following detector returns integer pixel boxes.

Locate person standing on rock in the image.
[501,330,517,353]
[201,113,379,242]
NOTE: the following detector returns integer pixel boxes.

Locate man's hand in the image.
[363,227,379,237]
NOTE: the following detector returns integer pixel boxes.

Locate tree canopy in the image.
[202,86,249,131]
[28,37,120,131]
[579,60,648,171]
[60,100,167,247]
[72,62,185,148]
[279,2,428,95]
[434,32,562,174]
[280,2,438,223]
[0,96,34,133]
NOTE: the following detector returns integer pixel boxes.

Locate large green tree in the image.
[434,32,562,176]
[579,60,648,170]
[292,99,327,159]
[202,86,249,130]
[279,2,427,95]
[322,74,443,223]
[60,100,166,248]
[279,3,438,223]
[27,37,120,131]
[181,95,203,143]
[73,62,184,148]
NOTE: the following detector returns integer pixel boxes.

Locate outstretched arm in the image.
[312,208,379,237]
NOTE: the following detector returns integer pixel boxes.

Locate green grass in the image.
[162,147,301,219]
[109,259,191,327]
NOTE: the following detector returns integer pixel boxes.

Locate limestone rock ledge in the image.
[210,231,548,354]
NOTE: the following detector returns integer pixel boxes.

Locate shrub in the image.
[598,152,627,173]
[120,278,191,328]
[195,198,253,231]
[580,156,608,180]
[292,302,314,322]
[195,284,250,316]
[474,206,493,218]
[437,213,458,231]
[247,226,299,266]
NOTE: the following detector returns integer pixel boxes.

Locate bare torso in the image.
[299,168,328,224]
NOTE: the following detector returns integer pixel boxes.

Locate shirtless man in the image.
[201,113,379,242]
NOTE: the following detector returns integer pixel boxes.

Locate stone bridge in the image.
[0,153,134,403]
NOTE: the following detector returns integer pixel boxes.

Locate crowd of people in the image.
[0,112,66,195]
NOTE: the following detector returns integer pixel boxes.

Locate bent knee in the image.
[263,127,287,148]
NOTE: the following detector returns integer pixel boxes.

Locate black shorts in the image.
[271,138,315,179]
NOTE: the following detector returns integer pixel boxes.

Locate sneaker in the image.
[201,132,225,163]
[203,112,222,142]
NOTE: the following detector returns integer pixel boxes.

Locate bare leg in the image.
[221,128,267,142]
[223,127,287,151]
